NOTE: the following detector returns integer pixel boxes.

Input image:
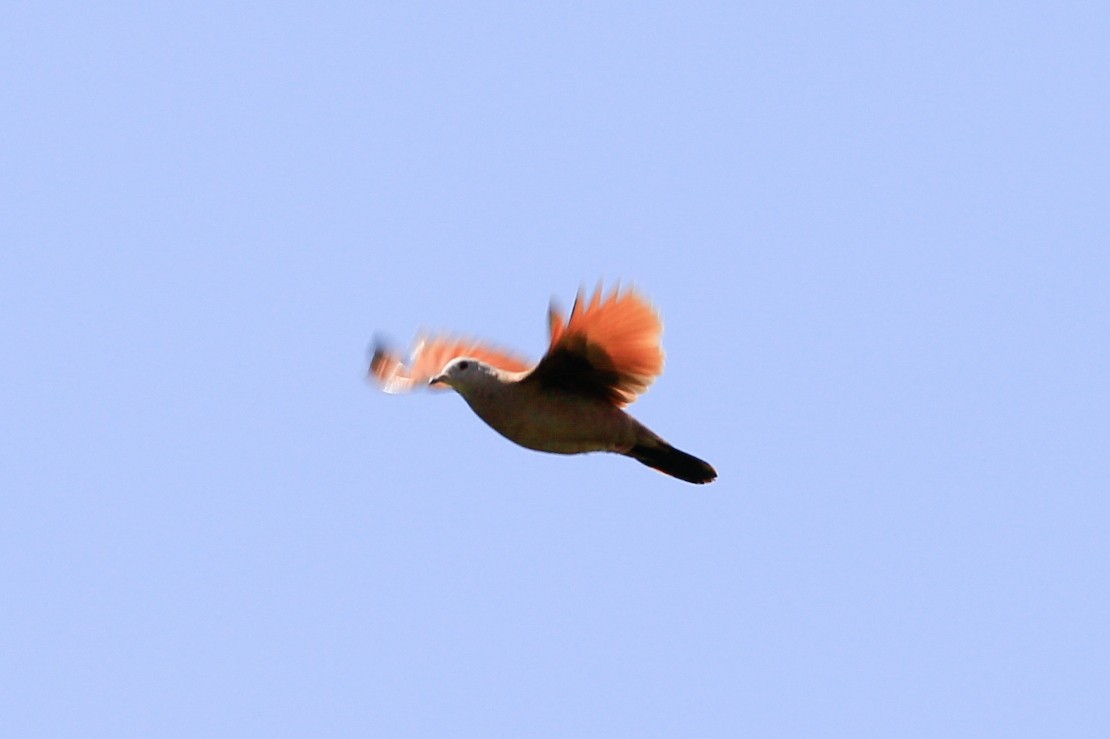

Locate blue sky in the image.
[3,2,1108,736]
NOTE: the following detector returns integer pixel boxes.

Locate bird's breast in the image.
[462,385,636,455]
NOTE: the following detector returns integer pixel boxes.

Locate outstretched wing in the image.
[370,334,533,393]
[523,284,664,406]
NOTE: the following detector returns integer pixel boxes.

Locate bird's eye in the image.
[457,361,470,371]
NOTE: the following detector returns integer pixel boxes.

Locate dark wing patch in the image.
[525,338,624,403]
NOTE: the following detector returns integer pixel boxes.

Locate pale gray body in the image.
[434,359,661,456]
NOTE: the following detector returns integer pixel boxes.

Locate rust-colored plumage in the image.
[539,285,664,406]
[369,283,716,484]
[372,284,663,404]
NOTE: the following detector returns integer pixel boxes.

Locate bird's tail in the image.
[627,440,717,485]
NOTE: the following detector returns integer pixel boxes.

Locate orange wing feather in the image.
[370,334,533,393]
[535,284,664,406]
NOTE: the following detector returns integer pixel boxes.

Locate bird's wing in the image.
[370,334,533,393]
[523,284,664,406]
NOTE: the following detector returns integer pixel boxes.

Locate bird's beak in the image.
[430,374,447,386]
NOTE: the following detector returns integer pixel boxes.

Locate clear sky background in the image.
[3,2,1108,736]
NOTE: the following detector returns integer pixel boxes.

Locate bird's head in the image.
[430,357,502,395]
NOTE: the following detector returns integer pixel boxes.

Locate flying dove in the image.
[369,284,717,484]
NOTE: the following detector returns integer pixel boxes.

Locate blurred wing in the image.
[370,334,533,393]
[525,283,664,406]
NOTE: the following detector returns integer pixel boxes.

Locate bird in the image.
[368,283,717,484]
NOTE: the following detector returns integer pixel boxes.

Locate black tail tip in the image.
[629,443,717,485]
